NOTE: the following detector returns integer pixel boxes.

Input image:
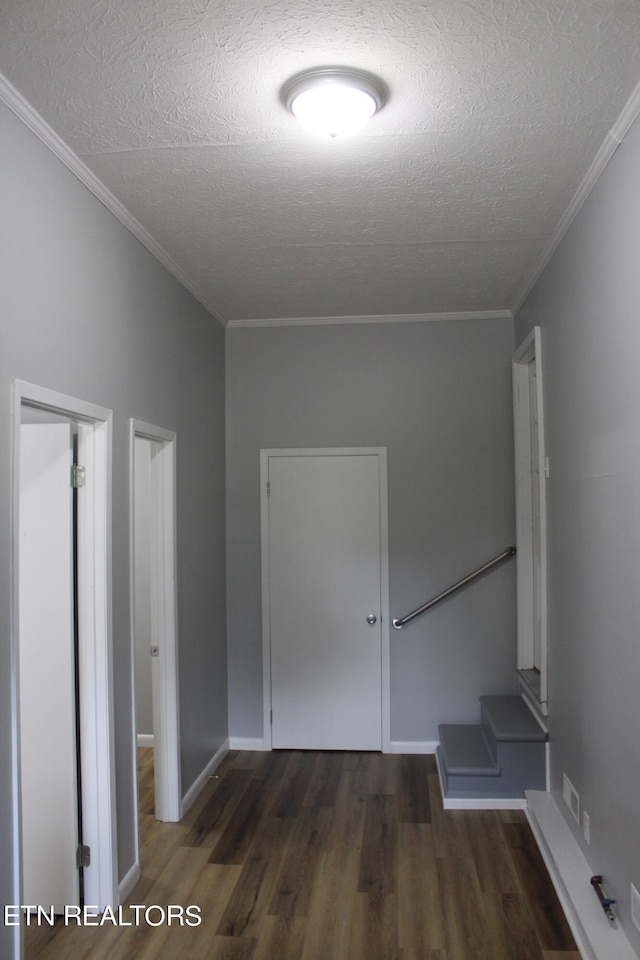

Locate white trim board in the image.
[526,790,639,960]
[229,737,270,751]
[512,78,640,313]
[180,740,230,817]
[389,741,439,755]
[228,739,438,754]
[442,795,527,811]
[227,310,513,328]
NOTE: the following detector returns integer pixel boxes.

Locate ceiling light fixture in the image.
[282,67,387,139]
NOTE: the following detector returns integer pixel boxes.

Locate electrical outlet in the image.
[631,883,640,932]
[563,773,580,824]
[583,811,590,845]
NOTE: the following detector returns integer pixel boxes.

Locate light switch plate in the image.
[563,773,580,824]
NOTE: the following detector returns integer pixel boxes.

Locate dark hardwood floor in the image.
[25,749,580,959]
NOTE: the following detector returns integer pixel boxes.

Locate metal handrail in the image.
[392,545,516,630]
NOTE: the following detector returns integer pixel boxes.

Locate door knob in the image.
[366,614,377,625]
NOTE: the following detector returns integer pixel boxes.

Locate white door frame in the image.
[129,420,181,829]
[513,327,548,710]
[260,447,391,752]
[11,380,117,953]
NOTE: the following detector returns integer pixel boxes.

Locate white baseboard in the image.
[442,795,528,810]
[388,740,438,754]
[137,733,154,748]
[181,738,230,816]
[526,790,639,960]
[229,737,270,751]
[229,739,437,753]
[118,861,141,905]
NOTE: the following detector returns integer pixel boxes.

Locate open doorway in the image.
[513,327,548,714]
[129,420,181,858]
[11,380,116,958]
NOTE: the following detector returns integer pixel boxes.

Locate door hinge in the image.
[77,844,91,869]
[544,456,550,479]
[267,481,271,497]
[71,464,86,488]
[270,710,273,725]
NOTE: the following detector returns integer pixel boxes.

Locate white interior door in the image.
[268,453,383,750]
[19,422,79,911]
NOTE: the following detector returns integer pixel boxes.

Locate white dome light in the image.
[283,68,387,139]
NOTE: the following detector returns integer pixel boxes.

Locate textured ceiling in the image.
[1,0,640,325]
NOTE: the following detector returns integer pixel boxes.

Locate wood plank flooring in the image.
[25,749,580,960]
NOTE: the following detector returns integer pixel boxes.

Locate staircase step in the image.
[438,724,499,777]
[437,695,548,805]
[480,695,548,743]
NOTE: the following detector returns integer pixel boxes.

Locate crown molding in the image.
[226,309,513,329]
[9,58,638,331]
[0,72,227,327]
[511,78,640,315]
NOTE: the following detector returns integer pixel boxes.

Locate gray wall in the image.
[515,112,640,951]
[226,318,516,743]
[0,99,227,957]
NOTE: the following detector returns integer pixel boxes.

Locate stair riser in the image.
[494,740,546,792]
[439,742,545,798]
[480,695,547,749]
[438,696,548,802]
